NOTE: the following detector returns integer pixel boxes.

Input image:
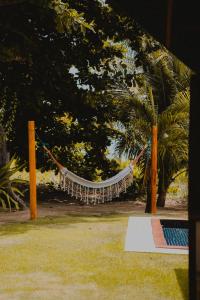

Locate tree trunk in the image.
[157,188,167,207]
[0,126,9,167]
[145,179,151,213]
[157,176,170,207]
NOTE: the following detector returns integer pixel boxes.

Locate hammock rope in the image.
[37,134,147,204]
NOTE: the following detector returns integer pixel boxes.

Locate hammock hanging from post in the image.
[59,164,134,204]
[42,143,147,205]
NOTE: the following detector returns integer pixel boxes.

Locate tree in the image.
[0,0,131,179]
[157,90,189,207]
[143,50,191,207]
[106,48,190,208]
[1,0,189,199]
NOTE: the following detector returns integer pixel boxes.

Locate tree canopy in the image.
[0,0,134,179]
[0,0,190,199]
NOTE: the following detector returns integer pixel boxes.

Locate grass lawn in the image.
[0,214,188,300]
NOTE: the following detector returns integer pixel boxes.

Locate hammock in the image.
[43,144,147,205]
[59,164,134,204]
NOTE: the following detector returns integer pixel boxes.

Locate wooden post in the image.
[151,125,157,214]
[28,121,37,220]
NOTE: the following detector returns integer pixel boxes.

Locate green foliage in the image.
[0,90,17,136]
[0,0,190,193]
[0,156,25,211]
[34,100,121,180]
[50,0,95,34]
[106,48,190,202]
[0,0,132,179]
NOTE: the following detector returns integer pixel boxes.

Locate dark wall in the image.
[109,0,200,73]
[171,1,200,72]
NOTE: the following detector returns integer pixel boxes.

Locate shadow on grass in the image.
[175,268,188,300]
[0,213,125,236]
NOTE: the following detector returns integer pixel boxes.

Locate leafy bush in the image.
[0,157,25,211]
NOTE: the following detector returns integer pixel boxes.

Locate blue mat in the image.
[163,227,188,247]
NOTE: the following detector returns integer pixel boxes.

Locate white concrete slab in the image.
[125,216,188,255]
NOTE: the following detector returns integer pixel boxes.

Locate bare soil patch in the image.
[0,197,188,225]
[0,183,188,224]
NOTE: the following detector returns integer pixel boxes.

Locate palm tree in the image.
[106,39,190,208]
[143,50,190,207]
[157,90,189,206]
[107,62,189,207]
[107,84,154,211]
[110,88,189,208]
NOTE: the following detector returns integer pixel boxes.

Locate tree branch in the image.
[171,169,187,183]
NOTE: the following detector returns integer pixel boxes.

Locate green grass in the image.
[0,214,188,299]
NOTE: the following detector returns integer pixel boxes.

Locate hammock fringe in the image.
[54,165,134,204]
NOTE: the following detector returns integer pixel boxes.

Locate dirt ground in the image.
[0,197,188,225]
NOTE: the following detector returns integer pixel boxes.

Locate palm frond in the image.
[0,156,26,210]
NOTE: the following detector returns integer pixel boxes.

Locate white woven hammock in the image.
[57,164,134,204]
[43,146,138,205]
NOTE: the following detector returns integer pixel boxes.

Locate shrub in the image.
[0,156,25,211]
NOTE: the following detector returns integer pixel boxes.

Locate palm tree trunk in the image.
[157,188,167,207]
[157,176,170,207]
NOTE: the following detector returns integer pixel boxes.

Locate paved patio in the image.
[125,216,189,254]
